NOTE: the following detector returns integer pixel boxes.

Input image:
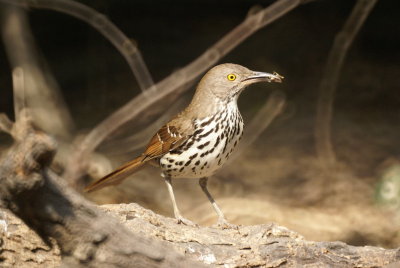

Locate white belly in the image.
[160,106,244,179]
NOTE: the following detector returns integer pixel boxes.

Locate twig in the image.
[314,0,379,166]
[65,0,306,182]
[0,0,154,93]
[1,6,75,139]
[0,113,13,134]
[11,67,25,123]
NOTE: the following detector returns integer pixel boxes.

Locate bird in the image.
[85,63,283,227]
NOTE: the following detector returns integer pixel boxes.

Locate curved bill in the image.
[243,71,284,84]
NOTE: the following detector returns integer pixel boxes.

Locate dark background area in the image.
[0,0,399,248]
[2,0,398,126]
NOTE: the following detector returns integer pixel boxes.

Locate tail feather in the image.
[84,156,146,192]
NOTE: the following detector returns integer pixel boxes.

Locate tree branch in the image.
[1,6,75,140]
[314,0,379,166]
[0,113,13,134]
[0,0,154,93]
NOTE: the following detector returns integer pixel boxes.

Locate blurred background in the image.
[0,0,399,248]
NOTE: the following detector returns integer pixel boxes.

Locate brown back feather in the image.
[85,123,191,192]
[142,124,187,160]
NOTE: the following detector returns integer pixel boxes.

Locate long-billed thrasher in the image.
[85,63,283,226]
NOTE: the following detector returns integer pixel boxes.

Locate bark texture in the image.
[1,203,400,268]
[0,123,203,268]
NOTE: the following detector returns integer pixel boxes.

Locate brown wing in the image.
[142,124,188,161]
[85,121,191,192]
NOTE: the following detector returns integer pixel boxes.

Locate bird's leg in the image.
[164,176,197,226]
[199,177,237,229]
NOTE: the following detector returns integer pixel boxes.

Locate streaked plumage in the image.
[85,63,283,226]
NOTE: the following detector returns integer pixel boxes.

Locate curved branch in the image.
[2,6,75,139]
[0,0,154,93]
[314,0,379,166]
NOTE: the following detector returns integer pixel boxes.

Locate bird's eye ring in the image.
[227,74,236,81]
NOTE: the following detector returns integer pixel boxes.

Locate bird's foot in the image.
[176,216,198,227]
[212,218,238,229]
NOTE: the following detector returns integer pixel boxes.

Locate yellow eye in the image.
[227,74,236,81]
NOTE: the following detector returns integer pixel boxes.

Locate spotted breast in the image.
[159,101,244,179]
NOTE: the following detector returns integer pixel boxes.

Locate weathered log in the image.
[0,122,203,267]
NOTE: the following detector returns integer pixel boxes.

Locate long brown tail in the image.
[84,156,146,192]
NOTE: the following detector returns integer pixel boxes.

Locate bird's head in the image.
[198,63,283,101]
